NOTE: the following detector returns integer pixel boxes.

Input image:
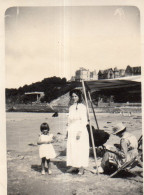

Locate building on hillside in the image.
[125,65,133,76]
[113,67,119,78]
[70,76,76,81]
[25,92,44,102]
[119,69,125,77]
[90,70,97,80]
[113,67,125,78]
[75,67,90,81]
[73,65,140,81]
[98,70,105,80]
[98,68,114,80]
[132,66,141,75]
[125,65,141,76]
[98,67,126,80]
[75,67,97,81]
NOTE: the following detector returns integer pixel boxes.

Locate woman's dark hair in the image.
[69,89,82,103]
[40,122,50,132]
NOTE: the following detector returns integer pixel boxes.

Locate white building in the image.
[75,67,97,81]
[25,92,44,102]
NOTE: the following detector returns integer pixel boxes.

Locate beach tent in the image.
[81,76,141,174]
[84,75,141,92]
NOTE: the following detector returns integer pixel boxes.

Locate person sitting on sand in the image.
[98,123,138,174]
[37,122,56,175]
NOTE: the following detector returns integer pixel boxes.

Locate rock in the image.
[52,112,58,117]
[57,132,62,135]
[17,155,24,160]
[28,143,37,147]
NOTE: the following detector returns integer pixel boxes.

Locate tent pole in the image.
[82,80,99,175]
[88,91,99,130]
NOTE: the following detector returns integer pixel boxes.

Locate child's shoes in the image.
[48,169,52,175]
[41,170,45,175]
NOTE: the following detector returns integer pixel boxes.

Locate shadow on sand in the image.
[31,164,43,173]
[52,160,67,173]
[58,149,66,156]
[31,160,67,174]
[53,149,80,174]
[109,169,142,179]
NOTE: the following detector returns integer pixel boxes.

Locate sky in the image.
[5,6,140,88]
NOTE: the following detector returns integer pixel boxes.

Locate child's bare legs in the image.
[47,159,52,174]
[41,157,46,175]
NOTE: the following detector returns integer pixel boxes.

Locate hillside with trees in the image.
[6,75,141,114]
[6,76,80,104]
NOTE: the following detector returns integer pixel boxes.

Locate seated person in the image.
[98,123,138,174]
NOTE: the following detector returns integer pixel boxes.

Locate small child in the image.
[37,122,56,175]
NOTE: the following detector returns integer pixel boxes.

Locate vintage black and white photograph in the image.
[2,1,144,195]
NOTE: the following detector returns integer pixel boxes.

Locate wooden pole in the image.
[82,80,99,175]
[88,91,99,130]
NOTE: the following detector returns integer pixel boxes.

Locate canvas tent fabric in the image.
[84,76,141,92]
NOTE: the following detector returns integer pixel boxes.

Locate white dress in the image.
[67,103,89,168]
[39,133,56,159]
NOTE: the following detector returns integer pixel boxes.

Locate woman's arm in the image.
[80,104,88,126]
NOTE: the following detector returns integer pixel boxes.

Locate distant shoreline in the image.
[6,103,141,113]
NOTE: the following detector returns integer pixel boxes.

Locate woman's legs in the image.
[41,157,46,174]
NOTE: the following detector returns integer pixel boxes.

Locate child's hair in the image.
[40,122,50,132]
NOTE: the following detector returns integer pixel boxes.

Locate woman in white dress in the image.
[66,89,89,175]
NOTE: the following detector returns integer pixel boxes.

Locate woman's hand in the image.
[76,135,80,140]
[76,131,81,140]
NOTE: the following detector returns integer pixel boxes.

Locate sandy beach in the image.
[7,112,142,195]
